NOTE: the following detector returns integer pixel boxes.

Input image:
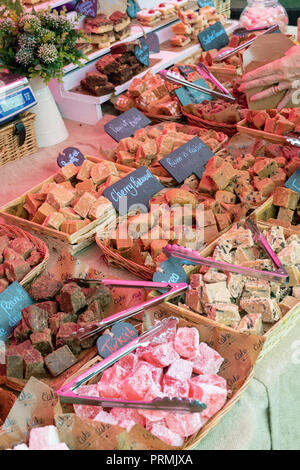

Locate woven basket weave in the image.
[181,106,238,137]
[215,0,231,18]
[0,113,37,167]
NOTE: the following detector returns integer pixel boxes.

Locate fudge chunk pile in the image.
[74,324,227,447]
[246,108,300,136]
[114,71,181,117]
[261,187,300,230]
[0,234,43,293]
[184,99,247,125]
[5,275,111,380]
[21,160,118,234]
[183,225,300,334]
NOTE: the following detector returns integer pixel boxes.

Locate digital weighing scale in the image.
[0,72,37,124]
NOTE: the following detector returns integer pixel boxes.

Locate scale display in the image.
[1,94,25,112]
[0,75,37,124]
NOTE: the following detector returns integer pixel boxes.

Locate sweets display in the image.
[257,187,300,230]
[183,99,248,125]
[239,0,288,34]
[73,323,227,447]
[244,108,300,136]
[5,275,111,380]
[182,223,300,332]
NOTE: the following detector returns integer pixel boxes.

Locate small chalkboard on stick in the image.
[198,22,229,51]
[104,108,151,142]
[103,166,164,215]
[0,282,34,342]
[97,322,138,359]
[198,0,215,7]
[159,136,214,183]
[285,167,300,196]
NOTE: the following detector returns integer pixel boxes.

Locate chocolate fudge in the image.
[85,71,108,87]
[28,275,62,300]
[22,305,49,333]
[45,346,77,377]
[59,283,86,314]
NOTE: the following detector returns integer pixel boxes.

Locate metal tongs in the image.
[64,279,188,343]
[163,220,289,283]
[57,317,207,414]
[213,24,279,63]
[195,63,234,97]
[158,69,236,103]
[285,135,300,149]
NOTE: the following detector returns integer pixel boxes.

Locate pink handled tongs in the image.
[163,220,289,283]
[158,69,236,103]
[195,63,233,97]
[57,317,206,414]
[64,279,188,343]
[213,24,279,63]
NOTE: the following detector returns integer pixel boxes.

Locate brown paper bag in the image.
[243,34,295,110]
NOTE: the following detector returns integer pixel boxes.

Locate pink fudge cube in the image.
[165,358,193,381]
[162,378,189,398]
[149,422,184,447]
[174,327,199,359]
[97,364,128,398]
[73,385,101,420]
[189,383,227,420]
[192,342,224,375]
[189,374,227,390]
[110,408,146,432]
[165,412,203,438]
[29,426,60,450]
[122,363,154,400]
[118,353,138,372]
[142,342,179,368]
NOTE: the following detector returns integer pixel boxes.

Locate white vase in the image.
[29,77,69,148]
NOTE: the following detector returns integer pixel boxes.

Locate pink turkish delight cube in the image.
[192,342,224,375]
[97,364,128,399]
[162,377,189,398]
[149,422,184,447]
[141,342,179,368]
[29,426,61,450]
[135,360,163,385]
[174,327,199,359]
[137,389,168,422]
[122,363,154,400]
[118,353,138,372]
[165,412,203,438]
[165,358,193,381]
[110,408,146,432]
[93,410,119,427]
[189,383,227,420]
[73,385,101,420]
[189,374,227,390]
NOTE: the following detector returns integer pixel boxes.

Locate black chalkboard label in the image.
[140,32,160,54]
[153,259,188,293]
[0,282,34,341]
[198,0,215,7]
[97,322,138,359]
[57,147,85,168]
[104,108,151,142]
[103,166,164,215]
[198,22,229,51]
[175,78,213,106]
[75,0,97,17]
[285,166,300,196]
[159,136,214,183]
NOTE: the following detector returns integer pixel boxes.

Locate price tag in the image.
[198,0,215,7]
[75,0,98,17]
[103,166,164,215]
[285,166,300,196]
[57,147,85,168]
[140,32,160,54]
[159,136,214,183]
[198,21,229,51]
[96,322,138,358]
[0,282,34,341]
[134,42,150,67]
[175,78,213,106]
[153,259,188,293]
[104,108,151,142]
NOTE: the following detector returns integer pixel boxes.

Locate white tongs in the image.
[57,317,207,414]
[158,69,236,103]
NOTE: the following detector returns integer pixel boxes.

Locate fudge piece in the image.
[273,187,299,210]
[279,295,299,315]
[59,207,82,221]
[203,270,227,284]
[31,203,56,225]
[204,303,241,327]
[86,71,108,87]
[0,235,10,256]
[49,312,77,335]
[8,238,34,259]
[253,158,278,178]
[90,161,118,185]
[44,346,78,377]
[237,314,264,335]
[6,348,24,379]
[22,348,47,380]
[35,301,58,317]
[22,305,49,332]
[77,160,96,181]
[82,285,111,309]
[242,279,271,298]
[13,318,32,343]
[81,79,115,97]
[4,259,31,282]
[89,197,114,220]
[201,282,231,304]
[46,186,76,210]
[28,275,62,300]
[292,286,300,299]
[30,329,54,356]
[73,192,97,218]
[42,212,65,230]
[240,297,282,323]
[265,226,286,253]
[56,323,81,355]
[59,283,86,314]
[60,219,90,235]
[96,55,118,74]
[26,250,42,267]
[185,290,202,313]
[54,163,78,183]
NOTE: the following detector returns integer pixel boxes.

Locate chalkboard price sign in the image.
[0,282,34,341]
[104,108,151,142]
[159,136,214,183]
[103,166,164,215]
[285,166,300,196]
[97,322,138,358]
[198,21,229,51]
[75,0,98,17]
[198,0,215,7]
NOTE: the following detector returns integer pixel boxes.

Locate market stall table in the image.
[0,115,300,450]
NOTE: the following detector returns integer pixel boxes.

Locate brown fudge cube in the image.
[277,207,294,223]
[35,301,58,317]
[45,346,78,377]
[75,179,96,195]
[42,212,65,230]
[0,279,8,293]
[46,186,76,210]
[73,192,97,218]
[49,312,77,335]
[254,178,275,197]
[56,323,81,355]
[90,161,118,185]
[89,197,114,220]
[60,219,90,234]
[0,236,10,257]
[240,297,282,323]
[204,303,241,327]
[253,159,278,178]
[26,250,42,267]
[59,283,86,314]
[13,318,32,343]
[204,224,219,243]
[82,285,111,310]
[215,191,236,205]
[59,207,82,221]
[215,212,232,232]
[54,163,78,183]
[279,295,299,315]
[209,162,235,190]
[4,259,31,282]
[78,307,103,323]
[8,238,34,259]
[22,305,49,332]
[31,202,56,225]
[76,160,97,181]
[6,352,24,379]
[22,348,47,380]
[185,290,202,313]
[28,275,62,300]
[30,328,54,356]
[3,247,24,262]
[237,314,263,335]
[273,187,299,210]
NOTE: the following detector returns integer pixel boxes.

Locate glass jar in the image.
[239,0,289,34]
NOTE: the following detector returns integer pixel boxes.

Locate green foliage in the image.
[0,5,86,84]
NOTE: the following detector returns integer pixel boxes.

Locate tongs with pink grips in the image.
[163,220,289,284]
[64,279,188,343]
[57,317,207,414]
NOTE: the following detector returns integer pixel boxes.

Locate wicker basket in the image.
[58,303,260,450]
[236,118,288,143]
[253,196,300,236]
[181,106,238,137]
[0,223,49,290]
[215,0,231,18]
[0,113,37,167]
